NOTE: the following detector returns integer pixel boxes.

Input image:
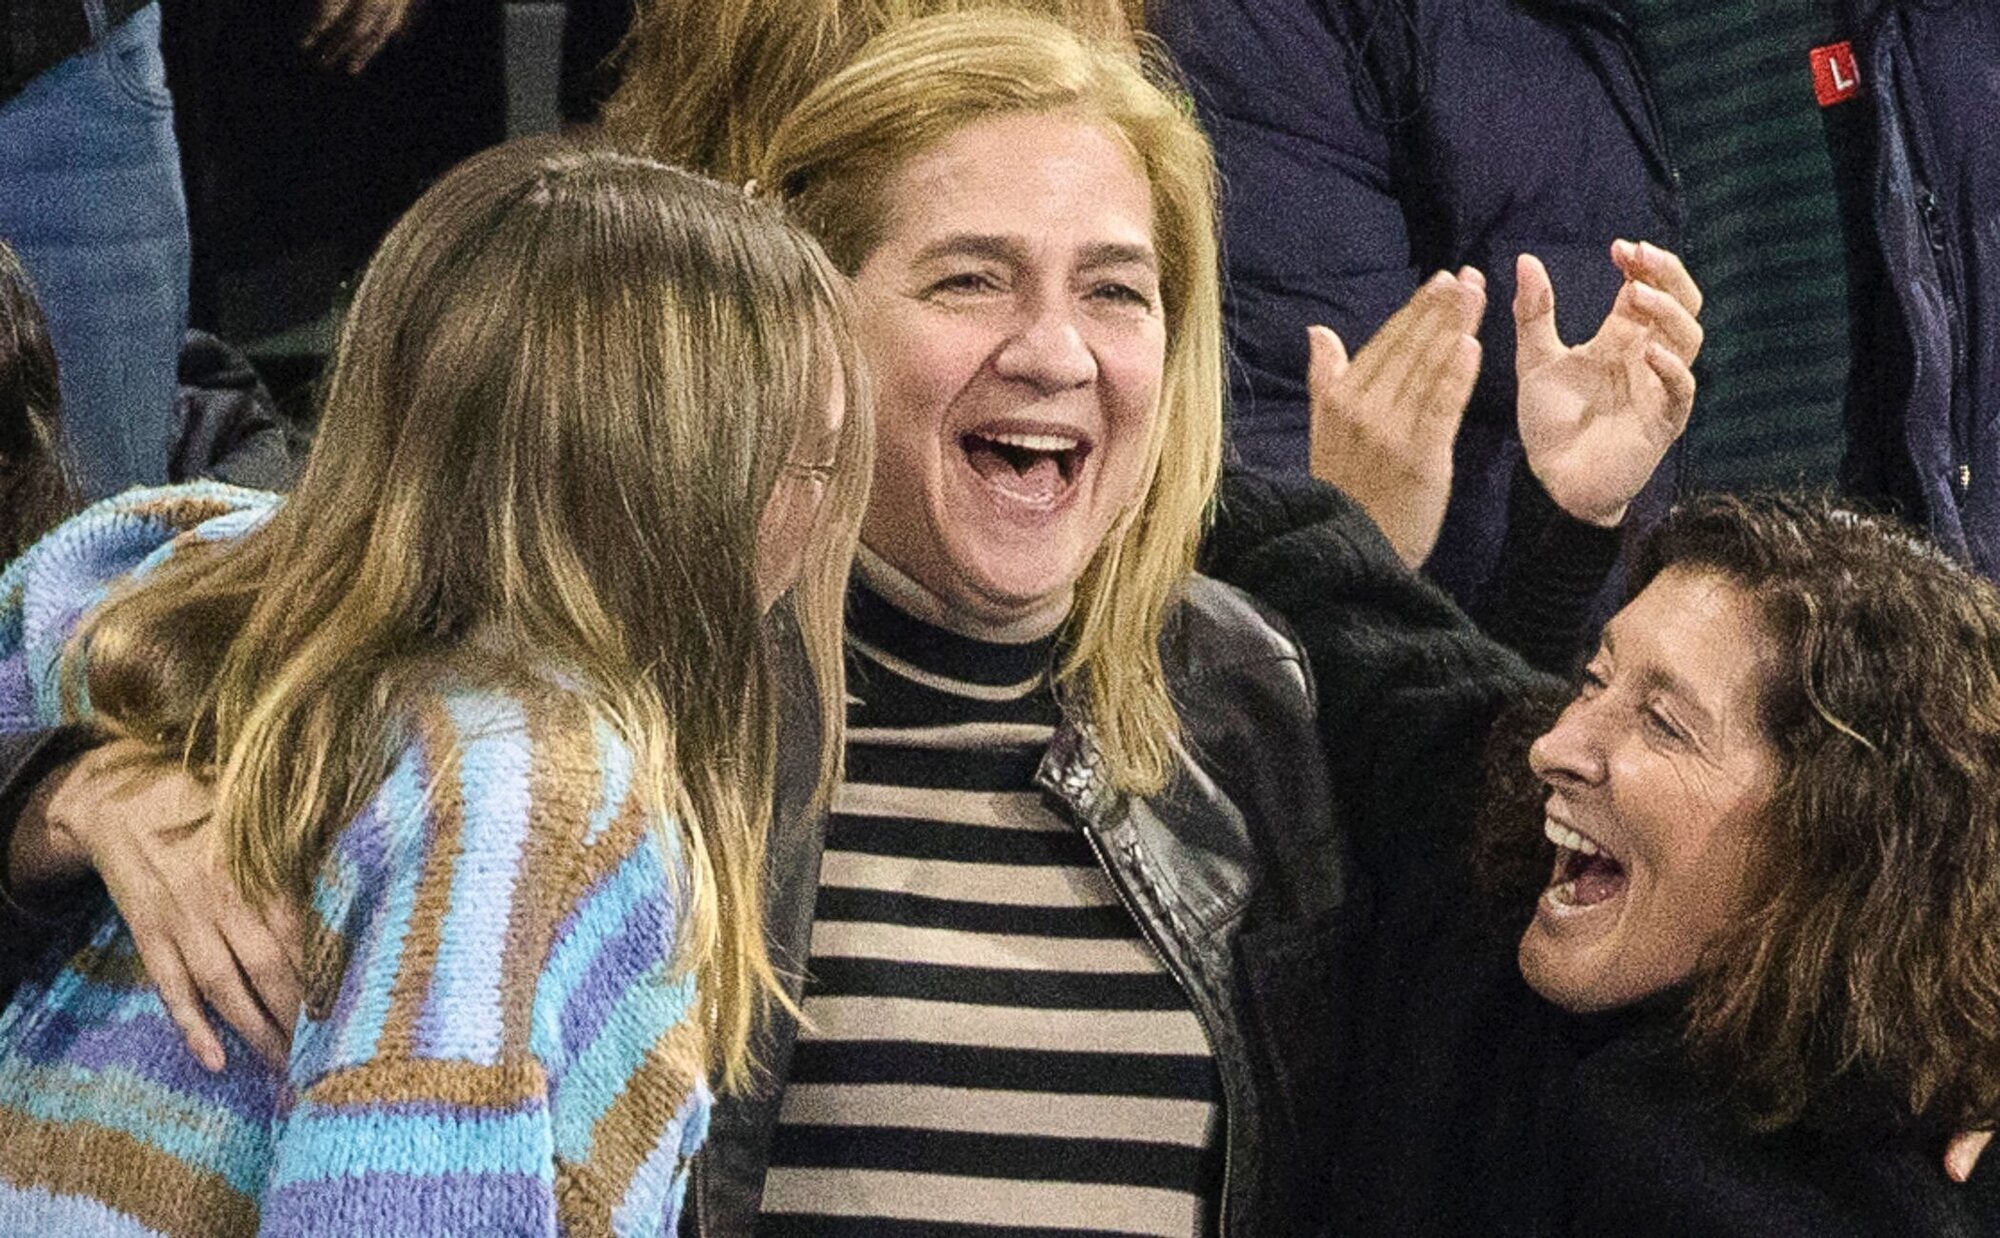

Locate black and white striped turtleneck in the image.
[757,556,1222,1237]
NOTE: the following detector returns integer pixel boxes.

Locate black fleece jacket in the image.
[1205,467,2000,1236]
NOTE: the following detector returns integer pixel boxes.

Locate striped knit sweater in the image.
[0,484,710,1236]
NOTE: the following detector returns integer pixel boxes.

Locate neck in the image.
[854,545,1071,644]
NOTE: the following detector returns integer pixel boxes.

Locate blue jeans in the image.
[0,3,188,501]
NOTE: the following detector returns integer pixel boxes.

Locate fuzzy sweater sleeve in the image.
[262,685,709,1236]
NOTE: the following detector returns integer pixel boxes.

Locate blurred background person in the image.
[0,0,188,501]
[0,239,77,562]
[1159,0,2000,613]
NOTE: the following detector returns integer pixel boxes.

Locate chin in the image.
[1517,927,1617,1014]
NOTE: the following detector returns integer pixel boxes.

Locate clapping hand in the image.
[1514,240,1703,527]
[1307,268,1486,567]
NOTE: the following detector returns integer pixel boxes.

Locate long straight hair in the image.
[67,139,872,1089]
[763,10,1224,794]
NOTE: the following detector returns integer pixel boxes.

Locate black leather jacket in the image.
[686,575,1351,1238]
[687,467,1604,1237]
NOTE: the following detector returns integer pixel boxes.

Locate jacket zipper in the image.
[1078,819,1235,1237]
[1917,187,1972,499]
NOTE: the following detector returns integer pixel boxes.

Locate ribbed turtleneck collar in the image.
[847,550,1063,694]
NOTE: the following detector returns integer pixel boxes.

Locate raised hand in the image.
[23,740,302,1071]
[1515,241,1703,527]
[1308,268,1486,567]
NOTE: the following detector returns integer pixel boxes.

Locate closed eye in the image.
[929,270,1004,296]
[1644,701,1690,745]
[1090,281,1156,309]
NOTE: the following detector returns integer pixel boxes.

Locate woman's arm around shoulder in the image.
[264,683,707,1237]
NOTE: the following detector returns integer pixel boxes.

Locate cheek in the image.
[862,308,980,434]
[1630,810,1757,977]
[1095,330,1168,486]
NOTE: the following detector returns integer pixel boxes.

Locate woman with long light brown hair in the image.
[0,136,870,1235]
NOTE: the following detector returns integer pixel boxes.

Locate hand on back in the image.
[35,740,302,1072]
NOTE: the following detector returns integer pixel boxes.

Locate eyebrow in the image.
[909,234,1159,272]
[1599,629,1719,740]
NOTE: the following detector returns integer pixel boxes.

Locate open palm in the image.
[1515,244,1702,527]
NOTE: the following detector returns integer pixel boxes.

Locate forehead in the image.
[1609,567,1775,715]
[875,111,1156,255]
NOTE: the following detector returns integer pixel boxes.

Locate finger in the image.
[184,925,291,1069]
[1455,268,1488,334]
[139,934,227,1072]
[1413,333,1481,443]
[1363,273,1465,399]
[260,896,308,976]
[350,0,411,73]
[1613,238,1704,319]
[1513,253,1563,369]
[1628,281,1705,363]
[233,914,304,1038]
[1948,1130,1992,1183]
[1307,324,1351,393]
[1348,274,1451,389]
[1644,342,1697,433]
[349,15,391,73]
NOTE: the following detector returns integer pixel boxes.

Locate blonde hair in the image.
[764,10,1223,794]
[66,138,872,1090]
[601,0,1146,183]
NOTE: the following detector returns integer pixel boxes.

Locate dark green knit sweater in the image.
[1629,0,1858,492]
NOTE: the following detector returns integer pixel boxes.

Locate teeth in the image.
[1543,818,1600,856]
[983,432,1079,453]
[1546,879,1578,906]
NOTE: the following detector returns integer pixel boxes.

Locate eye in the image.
[1576,662,1608,698]
[1089,280,1156,310]
[928,269,1003,297]
[1643,701,1690,745]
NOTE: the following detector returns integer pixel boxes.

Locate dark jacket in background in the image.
[559,0,632,124]
[1,0,150,105]
[158,0,505,341]
[172,328,299,491]
[1160,0,2000,601]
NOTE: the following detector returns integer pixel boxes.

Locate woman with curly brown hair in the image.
[1356,492,2000,1237]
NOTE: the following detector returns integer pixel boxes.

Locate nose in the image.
[1528,694,1608,791]
[993,295,1097,393]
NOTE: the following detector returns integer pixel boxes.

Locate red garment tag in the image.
[1810,42,1862,107]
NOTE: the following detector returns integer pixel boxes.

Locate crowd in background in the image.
[0,1,1998,1236]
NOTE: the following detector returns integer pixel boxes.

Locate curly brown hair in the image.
[1634,492,2000,1133]
[0,239,74,561]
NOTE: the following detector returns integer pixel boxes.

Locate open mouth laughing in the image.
[959,425,1093,509]
[1541,816,1629,913]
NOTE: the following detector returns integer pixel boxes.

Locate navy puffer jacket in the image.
[1160,0,2000,596]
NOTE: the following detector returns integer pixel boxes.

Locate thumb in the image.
[1513,253,1563,368]
[1307,324,1350,395]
